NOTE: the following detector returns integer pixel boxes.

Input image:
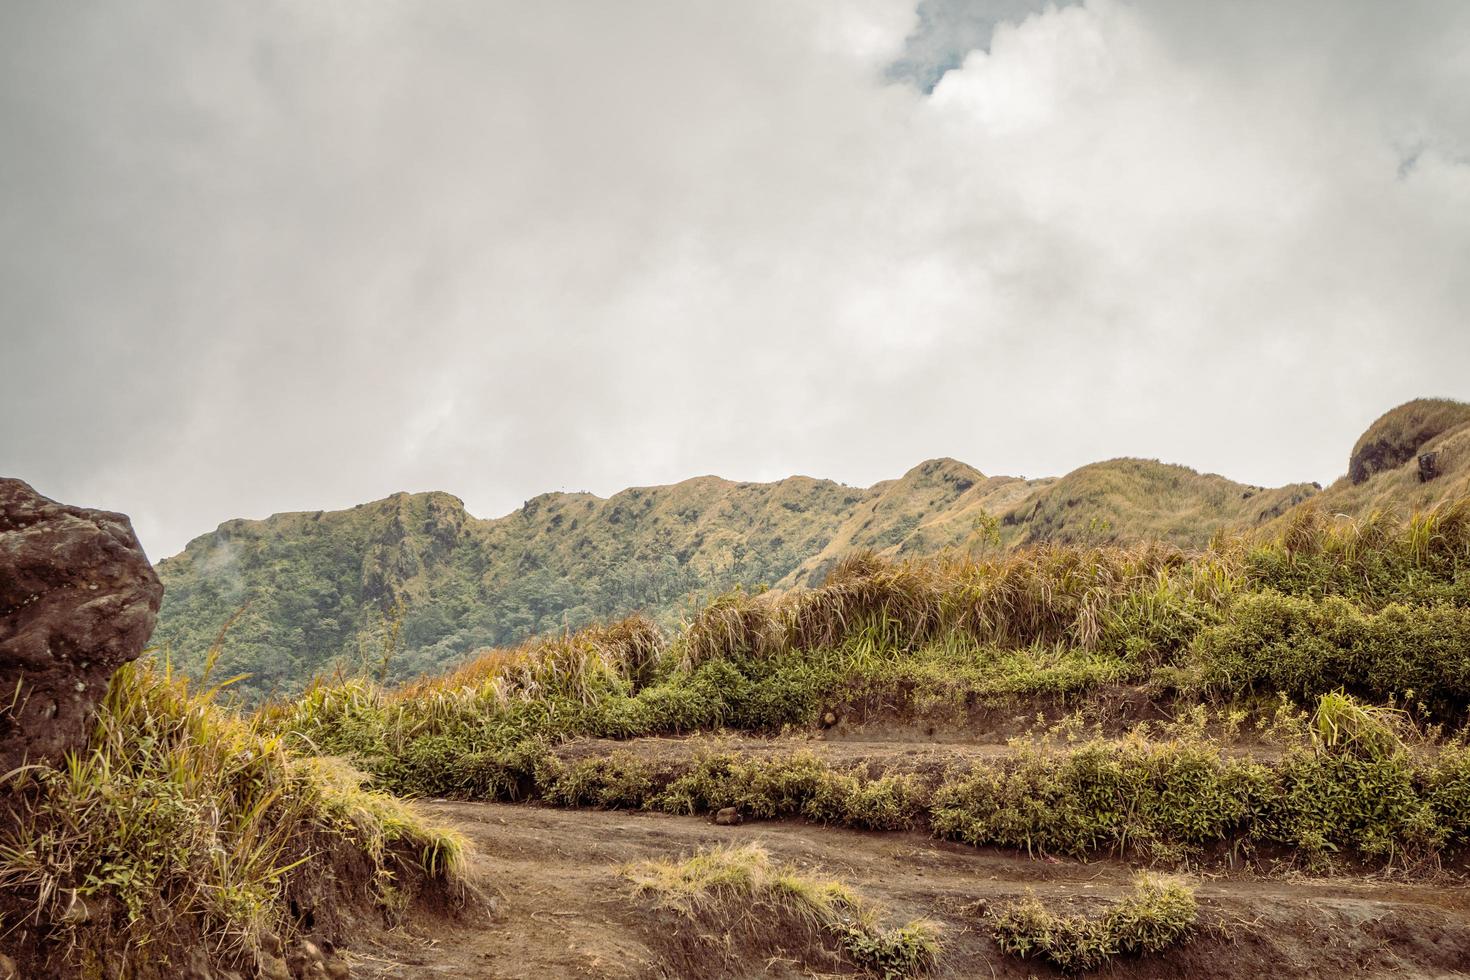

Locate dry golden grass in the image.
[400,614,666,706]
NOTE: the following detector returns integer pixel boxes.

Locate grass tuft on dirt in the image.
[988,874,1198,972]
[625,842,939,978]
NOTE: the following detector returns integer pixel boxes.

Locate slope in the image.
[154,398,1470,698]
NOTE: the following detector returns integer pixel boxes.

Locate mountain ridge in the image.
[151,398,1469,699]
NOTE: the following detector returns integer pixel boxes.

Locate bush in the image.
[930,737,1272,860]
[1191,592,1470,708]
[989,875,1197,972]
[1264,749,1444,864]
[537,753,657,809]
[626,843,939,978]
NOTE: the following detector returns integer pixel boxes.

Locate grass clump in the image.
[653,752,930,831]
[0,659,467,977]
[625,842,939,978]
[988,874,1198,972]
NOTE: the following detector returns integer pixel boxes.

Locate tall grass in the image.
[675,543,1217,671]
[0,659,466,976]
[626,842,939,978]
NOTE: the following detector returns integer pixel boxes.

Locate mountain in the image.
[150,398,1468,699]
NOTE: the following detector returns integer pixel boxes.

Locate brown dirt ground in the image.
[348,799,1470,979]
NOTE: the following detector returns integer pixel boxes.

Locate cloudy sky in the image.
[3,1,1468,560]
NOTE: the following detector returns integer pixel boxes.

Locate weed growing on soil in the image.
[625,842,939,978]
[0,659,466,976]
[988,874,1198,972]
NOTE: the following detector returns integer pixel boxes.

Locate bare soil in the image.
[349,798,1470,979]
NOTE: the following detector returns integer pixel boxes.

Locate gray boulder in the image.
[0,479,162,772]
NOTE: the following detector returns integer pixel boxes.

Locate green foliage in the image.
[930,736,1272,861]
[649,751,928,831]
[989,875,1197,972]
[1243,499,1470,606]
[1425,744,1470,844]
[1190,592,1470,709]
[537,753,657,810]
[0,660,466,975]
[839,919,944,980]
[625,843,940,978]
[925,703,1468,868]
[1264,748,1443,865]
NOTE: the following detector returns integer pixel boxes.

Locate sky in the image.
[3,0,1468,561]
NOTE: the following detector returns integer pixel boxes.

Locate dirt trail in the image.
[351,800,1470,979]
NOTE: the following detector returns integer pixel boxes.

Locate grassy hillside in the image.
[1001,458,1319,549]
[154,458,1313,700]
[1303,398,1470,521]
[154,399,1468,699]
[154,472,929,699]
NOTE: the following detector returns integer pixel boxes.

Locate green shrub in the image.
[843,773,930,831]
[537,753,657,809]
[652,753,930,831]
[1191,592,1470,708]
[1263,749,1444,864]
[930,737,1271,860]
[1426,744,1470,844]
[989,875,1197,972]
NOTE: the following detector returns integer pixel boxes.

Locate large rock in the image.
[0,479,162,772]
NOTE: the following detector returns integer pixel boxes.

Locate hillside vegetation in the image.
[153,399,1468,700]
[0,657,467,978]
[1301,397,1470,521]
[9,478,1470,977]
[269,498,1470,868]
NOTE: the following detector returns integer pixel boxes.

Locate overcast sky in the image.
[3,1,1468,560]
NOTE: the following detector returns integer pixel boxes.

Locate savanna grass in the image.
[988,874,1198,972]
[625,842,940,978]
[0,658,467,976]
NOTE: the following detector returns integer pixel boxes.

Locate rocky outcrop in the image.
[0,479,162,772]
[1348,398,1470,485]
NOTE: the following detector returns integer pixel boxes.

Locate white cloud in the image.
[2,0,1468,558]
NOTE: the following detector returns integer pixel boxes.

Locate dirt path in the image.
[350,800,1470,979]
